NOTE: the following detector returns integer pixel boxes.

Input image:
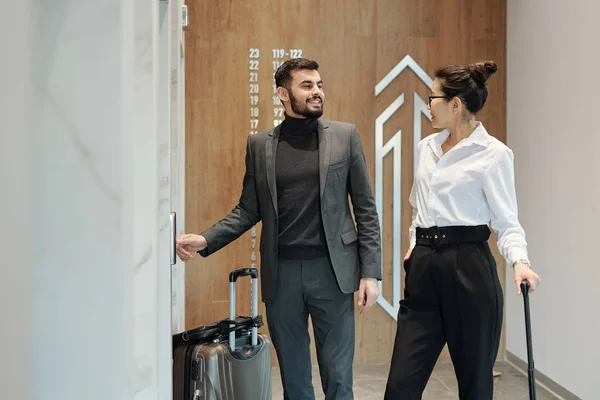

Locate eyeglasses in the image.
[428,95,449,106]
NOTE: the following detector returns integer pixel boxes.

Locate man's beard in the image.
[289,91,324,119]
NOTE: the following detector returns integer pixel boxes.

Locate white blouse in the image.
[408,122,529,266]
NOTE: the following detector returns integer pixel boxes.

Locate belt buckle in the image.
[429,226,442,247]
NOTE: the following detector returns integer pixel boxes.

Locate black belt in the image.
[415,225,490,248]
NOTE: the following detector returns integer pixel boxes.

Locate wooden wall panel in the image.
[185,0,507,366]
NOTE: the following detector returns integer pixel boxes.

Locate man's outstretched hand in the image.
[176,234,207,262]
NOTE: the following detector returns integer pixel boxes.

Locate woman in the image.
[384,61,540,400]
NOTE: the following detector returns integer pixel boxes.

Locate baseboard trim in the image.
[506,351,582,400]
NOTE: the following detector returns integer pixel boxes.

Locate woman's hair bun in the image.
[469,61,498,84]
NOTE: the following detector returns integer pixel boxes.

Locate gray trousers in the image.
[266,257,355,400]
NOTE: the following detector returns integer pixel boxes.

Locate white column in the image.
[0,0,170,399]
[29,1,132,399]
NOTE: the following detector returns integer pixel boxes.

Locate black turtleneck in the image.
[275,115,328,260]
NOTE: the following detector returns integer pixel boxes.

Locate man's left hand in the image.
[357,278,380,315]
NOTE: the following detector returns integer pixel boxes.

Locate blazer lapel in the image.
[318,120,331,199]
[265,125,282,215]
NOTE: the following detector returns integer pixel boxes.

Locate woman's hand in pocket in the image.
[404,247,413,261]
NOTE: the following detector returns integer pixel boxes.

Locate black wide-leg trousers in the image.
[384,225,503,400]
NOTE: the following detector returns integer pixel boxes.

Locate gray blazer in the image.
[200,119,382,304]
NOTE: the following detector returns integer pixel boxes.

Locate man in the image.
[176,58,381,400]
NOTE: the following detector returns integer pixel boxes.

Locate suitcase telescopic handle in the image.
[229,268,259,350]
[229,268,258,282]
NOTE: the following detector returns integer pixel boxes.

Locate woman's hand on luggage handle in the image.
[514,262,540,294]
[358,278,380,315]
[176,234,207,262]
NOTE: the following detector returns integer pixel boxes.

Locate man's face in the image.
[281,69,324,119]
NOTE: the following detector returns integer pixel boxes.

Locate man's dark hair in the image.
[274,58,320,91]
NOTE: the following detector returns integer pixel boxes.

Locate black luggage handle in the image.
[521,281,536,400]
[229,268,258,282]
[171,315,264,354]
[180,316,264,341]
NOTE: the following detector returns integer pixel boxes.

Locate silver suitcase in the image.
[173,268,272,400]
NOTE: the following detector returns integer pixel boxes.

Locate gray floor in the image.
[272,361,559,399]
